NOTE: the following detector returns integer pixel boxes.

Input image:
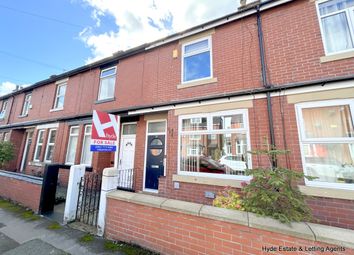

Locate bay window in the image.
[296,99,354,189]
[178,110,251,179]
[317,0,354,54]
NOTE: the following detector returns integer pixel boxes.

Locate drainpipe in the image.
[256,5,277,168]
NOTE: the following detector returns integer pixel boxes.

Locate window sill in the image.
[177,77,218,89]
[95,97,115,104]
[50,108,63,112]
[18,114,28,118]
[298,185,354,201]
[320,50,354,63]
[172,174,246,188]
[29,161,44,167]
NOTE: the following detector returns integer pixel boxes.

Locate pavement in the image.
[0,208,125,255]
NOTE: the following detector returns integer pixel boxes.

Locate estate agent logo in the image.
[91,110,120,152]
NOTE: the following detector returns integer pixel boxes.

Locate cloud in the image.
[79,0,238,63]
[0,82,31,96]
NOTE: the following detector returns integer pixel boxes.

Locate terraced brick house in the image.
[0,0,353,230]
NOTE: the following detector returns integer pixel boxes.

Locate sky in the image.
[0,0,239,96]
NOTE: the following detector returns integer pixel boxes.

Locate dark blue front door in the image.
[145,135,165,190]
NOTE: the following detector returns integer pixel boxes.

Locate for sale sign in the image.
[91,110,120,152]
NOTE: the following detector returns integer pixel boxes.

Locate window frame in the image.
[3,132,10,142]
[177,109,252,180]
[65,126,80,165]
[97,66,117,101]
[33,129,45,162]
[53,82,67,110]
[316,0,354,56]
[44,129,57,163]
[80,124,93,166]
[21,93,32,116]
[0,100,8,119]
[295,98,354,190]
[181,36,213,84]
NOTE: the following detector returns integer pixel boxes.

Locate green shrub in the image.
[0,141,15,167]
[213,143,313,224]
[213,187,244,210]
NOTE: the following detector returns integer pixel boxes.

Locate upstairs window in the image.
[317,0,354,54]
[0,100,8,119]
[53,83,66,110]
[98,67,116,101]
[44,129,57,162]
[182,37,212,83]
[21,93,32,116]
[34,130,45,161]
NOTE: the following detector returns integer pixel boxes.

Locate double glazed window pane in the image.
[302,105,354,138]
[321,13,353,53]
[148,122,165,133]
[213,114,244,130]
[122,124,136,135]
[55,84,66,109]
[183,52,211,82]
[182,118,207,131]
[81,135,92,165]
[180,133,248,175]
[98,76,115,100]
[67,127,79,164]
[303,143,354,183]
[319,0,354,15]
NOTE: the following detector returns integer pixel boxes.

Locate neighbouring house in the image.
[0,0,353,231]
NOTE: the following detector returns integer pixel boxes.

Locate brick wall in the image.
[0,173,42,213]
[105,198,354,255]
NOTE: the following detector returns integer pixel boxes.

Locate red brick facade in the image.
[0,174,42,212]
[105,198,354,255]
[0,0,353,231]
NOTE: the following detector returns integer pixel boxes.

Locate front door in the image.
[117,123,137,190]
[145,134,165,190]
[20,131,33,172]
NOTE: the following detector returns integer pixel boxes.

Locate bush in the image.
[213,187,244,210]
[213,144,313,224]
[0,141,15,168]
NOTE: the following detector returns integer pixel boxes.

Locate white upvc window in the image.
[182,36,212,83]
[296,99,354,190]
[33,130,45,161]
[53,83,66,110]
[316,0,354,55]
[0,100,8,119]
[44,129,57,162]
[98,67,116,101]
[80,125,93,166]
[178,109,251,180]
[66,126,79,165]
[21,93,32,116]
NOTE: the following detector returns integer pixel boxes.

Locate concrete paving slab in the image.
[0,232,19,254]
[3,239,67,255]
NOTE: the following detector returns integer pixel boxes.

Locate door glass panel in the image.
[150,149,162,156]
[122,124,137,135]
[150,138,162,146]
[148,122,165,133]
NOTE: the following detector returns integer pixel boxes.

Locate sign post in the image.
[91,110,120,154]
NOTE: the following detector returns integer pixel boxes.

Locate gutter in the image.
[1,74,353,131]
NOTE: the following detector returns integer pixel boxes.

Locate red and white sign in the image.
[91,110,120,152]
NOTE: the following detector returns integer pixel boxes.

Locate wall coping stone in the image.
[107,190,354,249]
[0,170,42,185]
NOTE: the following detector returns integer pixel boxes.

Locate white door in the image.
[118,135,136,188]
